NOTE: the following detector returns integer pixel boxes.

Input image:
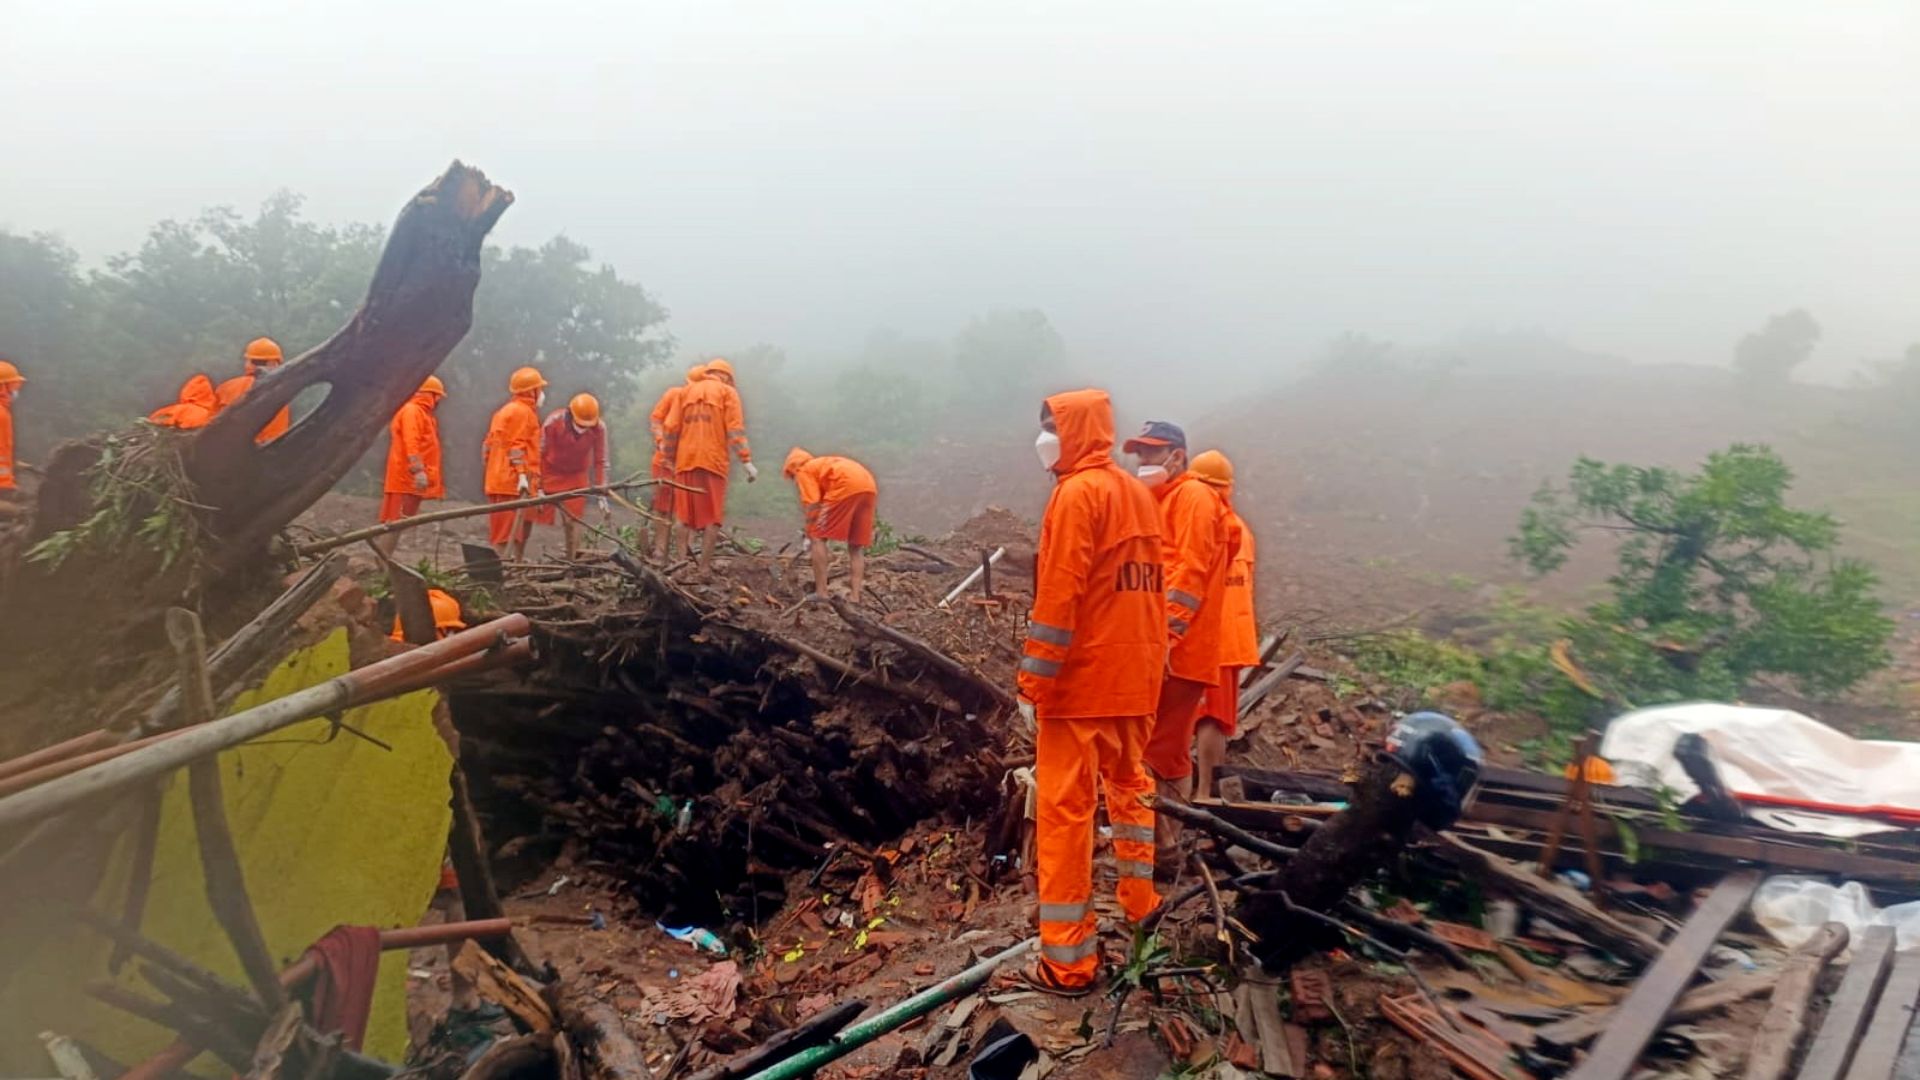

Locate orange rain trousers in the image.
[675,468,728,529]
[1035,713,1159,989]
[488,494,535,547]
[1144,674,1211,782]
[651,459,677,513]
[1198,666,1243,739]
[378,493,423,524]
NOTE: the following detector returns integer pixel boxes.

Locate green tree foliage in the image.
[1512,443,1892,702]
[1733,308,1821,383]
[0,195,671,498]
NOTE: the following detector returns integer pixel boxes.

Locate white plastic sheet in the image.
[1751,876,1920,954]
[1599,702,1920,837]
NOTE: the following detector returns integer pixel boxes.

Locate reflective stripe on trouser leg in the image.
[1103,713,1161,922]
[1035,714,1101,987]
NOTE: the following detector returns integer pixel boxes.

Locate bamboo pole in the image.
[293,477,689,556]
[0,614,530,830]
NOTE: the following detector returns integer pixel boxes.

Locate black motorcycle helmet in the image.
[1384,711,1484,828]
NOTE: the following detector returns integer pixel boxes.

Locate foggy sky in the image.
[5,1,1918,412]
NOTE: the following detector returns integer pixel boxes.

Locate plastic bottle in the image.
[657,920,728,956]
[675,800,693,835]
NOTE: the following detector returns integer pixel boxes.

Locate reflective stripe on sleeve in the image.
[1038,902,1089,924]
[1020,656,1062,678]
[1027,622,1073,647]
[1169,589,1202,612]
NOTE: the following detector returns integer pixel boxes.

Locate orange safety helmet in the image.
[244,337,284,366]
[429,589,467,632]
[705,358,736,383]
[783,447,813,479]
[1563,757,1615,784]
[509,366,547,394]
[1189,449,1235,490]
[419,375,447,397]
[0,360,23,386]
[568,393,601,427]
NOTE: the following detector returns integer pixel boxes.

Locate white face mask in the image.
[1035,430,1062,471]
[536,389,548,408]
[1136,464,1170,488]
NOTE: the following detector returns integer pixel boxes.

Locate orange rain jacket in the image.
[1154,470,1234,683]
[1219,509,1260,668]
[383,391,445,499]
[482,392,542,497]
[214,368,292,444]
[648,371,703,472]
[1017,390,1168,720]
[664,377,752,476]
[785,449,877,517]
[0,386,15,490]
[148,374,220,430]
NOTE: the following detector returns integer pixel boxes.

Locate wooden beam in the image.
[1845,948,1920,1080]
[1742,923,1851,1080]
[1428,834,1663,965]
[1535,971,1775,1051]
[1566,870,1760,1080]
[1798,926,1897,1080]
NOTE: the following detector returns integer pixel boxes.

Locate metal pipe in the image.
[937,546,1006,608]
[742,938,1036,1080]
[0,615,530,831]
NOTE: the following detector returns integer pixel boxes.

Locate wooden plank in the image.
[1234,982,1300,1078]
[1743,923,1852,1080]
[1535,971,1775,1050]
[1846,949,1920,1080]
[1429,834,1663,964]
[1796,925,1896,1080]
[1566,870,1761,1080]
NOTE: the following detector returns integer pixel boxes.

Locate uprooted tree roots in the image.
[451,554,1018,925]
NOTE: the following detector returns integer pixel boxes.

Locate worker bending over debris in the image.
[1017,389,1166,996]
[389,588,467,641]
[0,359,22,496]
[649,364,707,559]
[148,373,220,430]
[537,392,610,560]
[663,357,756,578]
[1126,420,1235,882]
[1189,450,1258,799]
[483,366,546,561]
[782,448,879,601]
[374,376,446,558]
[215,336,293,444]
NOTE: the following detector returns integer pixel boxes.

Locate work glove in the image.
[596,495,611,514]
[1016,698,1037,736]
[411,469,429,493]
[516,473,532,497]
[744,461,760,483]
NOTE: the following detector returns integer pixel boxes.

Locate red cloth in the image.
[536,470,589,523]
[541,409,608,482]
[378,492,423,524]
[675,467,728,529]
[301,925,382,1050]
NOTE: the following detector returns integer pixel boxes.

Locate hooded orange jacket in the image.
[664,377,751,476]
[149,374,219,430]
[383,392,444,498]
[214,369,292,444]
[0,387,15,491]
[482,393,542,497]
[1155,470,1234,683]
[787,450,877,506]
[1017,389,1168,720]
[1219,510,1260,668]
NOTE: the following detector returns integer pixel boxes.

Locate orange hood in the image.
[411,390,441,412]
[1044,389,1117,476]
[177,373,218,411]
[783,447,813,478]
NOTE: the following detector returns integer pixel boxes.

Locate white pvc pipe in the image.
[938,546,1007,609]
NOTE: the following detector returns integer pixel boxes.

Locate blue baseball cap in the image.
[1123,420,1187,454]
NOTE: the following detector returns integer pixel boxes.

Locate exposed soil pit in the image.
[449,512,1039,931]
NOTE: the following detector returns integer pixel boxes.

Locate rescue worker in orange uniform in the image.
[483,366,546,561]
[663,357,756,577]
[1016,389,1166,995]
[649,364,707,560]
[1124,420,1234,880]
[0,360,24,496]
[214,337,293,444]
[538,393,610,559]
[1189,451,1259,799]
[782,448,879,602]
[148,373,220,430]
[374,376,447,559]
[389,588,467,642]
